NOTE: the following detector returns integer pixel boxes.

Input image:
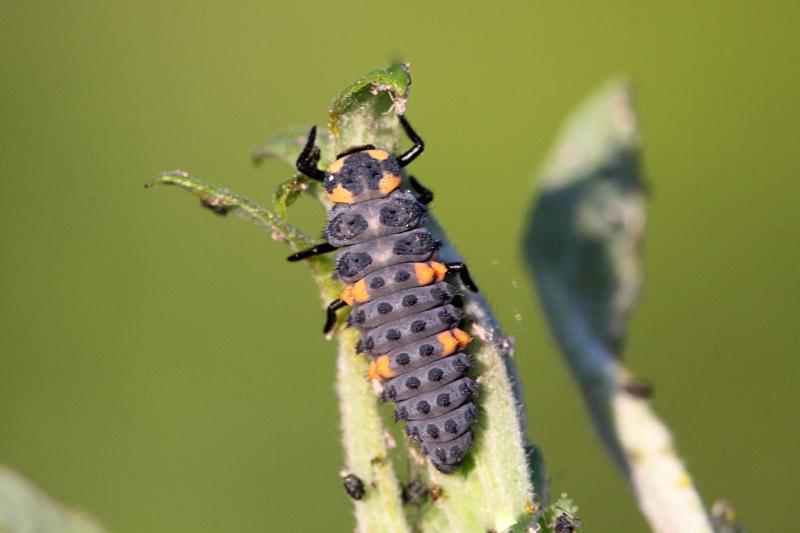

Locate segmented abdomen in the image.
[329,189,479,473]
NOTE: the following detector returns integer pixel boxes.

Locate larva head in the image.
[324,149,402,204]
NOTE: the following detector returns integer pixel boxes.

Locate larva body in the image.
[293,118,479,473]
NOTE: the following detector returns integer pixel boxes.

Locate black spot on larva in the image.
[450,446,463,460]
[427,367,444,381]
[419,344,435,356]
[379,198,425,228]
[336,166,365,194]
[453,357,470,373]
[394,405,408,420]
[394,270,411,282]
[396,353,410,365]
[358,336,374,353]
[352,310,366,324]
[328,212,368,241]
[392,231,436,256]
[406,424,420,441]
[343,474,365,500]
[459,380,478,397]
[430,286,448,303]
[416,400,431,414]
[410,320,426,333]
[384,386,397,401]
[386,329,401,341]
[426,424,440,439]
[405,376,421,389]
[337,251,372,277]
[377,302,393,314]
[434,448,447,463]
[436,393,451,407]
[370,276,385,289]
[444,419,458,434]
[401,294,418,307]
[438,308,455,324]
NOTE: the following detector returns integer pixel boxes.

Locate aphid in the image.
[400,478,428,505]
[554,510,581,533]
[342,473,365,500]
[289,116,480,473]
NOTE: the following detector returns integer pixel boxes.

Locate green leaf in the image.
[0,465,105,533]
[526,79,645,354]
[145,170,313,250]
[329,63,411,153]
[523,80,714,532]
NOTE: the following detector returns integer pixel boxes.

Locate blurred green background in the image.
[1,1,798,531]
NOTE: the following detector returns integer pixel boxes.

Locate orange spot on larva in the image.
[378,172,401,195]
[340,279,369,305]
[452,328,472,349]
[366,149,390,161]
[368,355,394,380]
[436,330,460,356]
[431,261,448,281]
[327,158,346,173]
[328,184,354,204]
[413,262,435,285]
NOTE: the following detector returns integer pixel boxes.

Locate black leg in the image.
[324,298,347,334]
[296,126,326,182]
[287,242,338,262]
[397,115,424,168]
[409,175,433,205]
[445,262,479,292]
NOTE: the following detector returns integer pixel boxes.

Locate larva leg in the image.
[287,242,338,262]
[397,115,425,167]
[445,262,479,292]
[295,126,326,181]
[324,298,347,334]
[409,175,434,205]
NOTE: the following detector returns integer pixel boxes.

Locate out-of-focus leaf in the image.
[0,465,105,533]
[524,80,714,533]
[526,79,645,353]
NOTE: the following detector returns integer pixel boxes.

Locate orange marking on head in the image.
[378,172,401,195]
[327,157,346,173]
[431,261,448,281]
[328,184,355,204]
[452,328,473,349]
[368,355,394,380]
[436,330,460,356]
[366,149,390,161]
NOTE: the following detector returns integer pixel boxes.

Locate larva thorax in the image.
[322,147,480,473]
